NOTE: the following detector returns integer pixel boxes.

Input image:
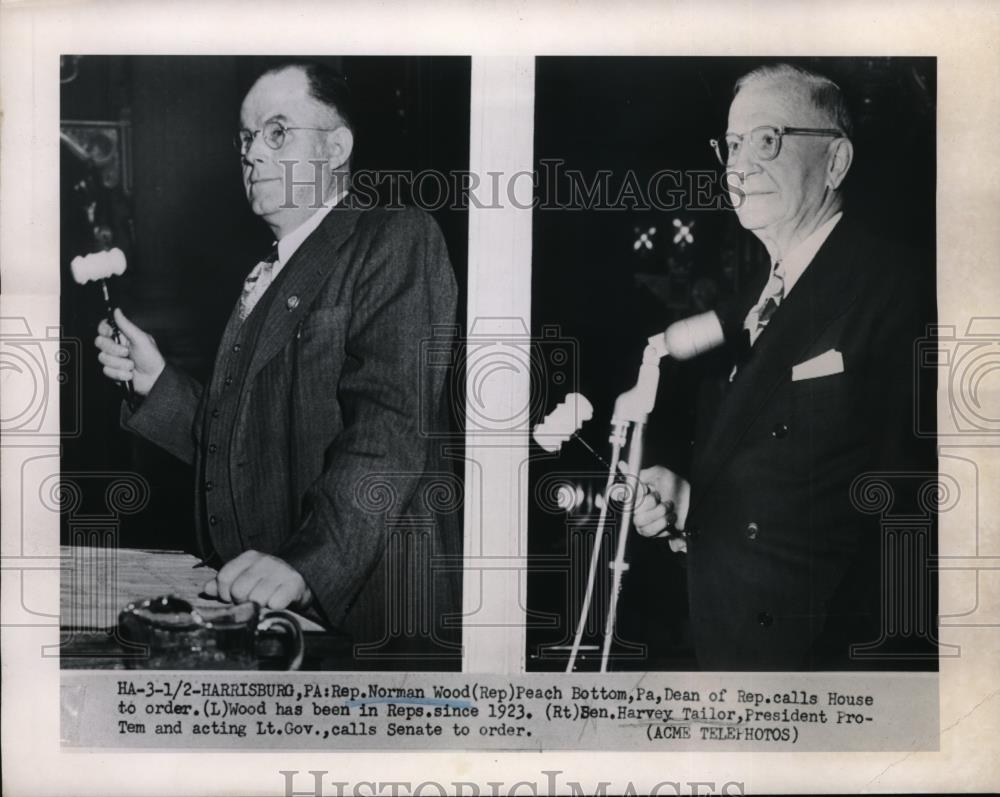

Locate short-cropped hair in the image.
[262,60,355,133]
[734,63,854,139]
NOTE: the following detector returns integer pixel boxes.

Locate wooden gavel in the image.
[71,247,136,404]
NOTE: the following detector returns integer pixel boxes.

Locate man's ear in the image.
[325,126,354,171]
[826,137,853,190]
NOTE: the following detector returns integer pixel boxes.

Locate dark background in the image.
[60,55,471,551]
[527,57,937,671]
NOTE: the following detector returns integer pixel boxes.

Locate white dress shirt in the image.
[766,211,843,303]
[273,189,348,276]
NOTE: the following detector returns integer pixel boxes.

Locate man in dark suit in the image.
[634,63,935,670]
[94,62,460,664]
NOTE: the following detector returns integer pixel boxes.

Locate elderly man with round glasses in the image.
[635,63,936,671]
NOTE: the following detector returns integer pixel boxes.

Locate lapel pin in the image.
[286,295,300,310]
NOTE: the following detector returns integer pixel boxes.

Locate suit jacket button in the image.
[212,408,220,418]
[204,481,214,492]
[757,611,773,627]
[745,522,759,540]
[208,443,218,454]
[286,295,300,310]
[682,524,698,539]
[771,423,789,438]
[209,515,219,526]
[224,376,233,387]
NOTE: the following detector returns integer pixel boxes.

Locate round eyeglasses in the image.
[709,125,845,166]
[234,119,341,155]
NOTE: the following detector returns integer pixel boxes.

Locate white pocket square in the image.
[792,349,844,381]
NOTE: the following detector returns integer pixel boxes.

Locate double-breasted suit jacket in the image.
[683,217,935,670]
[125,205,461,664]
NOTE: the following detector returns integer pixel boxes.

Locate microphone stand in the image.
[565,418,625,672]
[567,337,666,673]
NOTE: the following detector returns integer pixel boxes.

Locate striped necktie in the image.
[238,245,279,321]
[745,261,785,346]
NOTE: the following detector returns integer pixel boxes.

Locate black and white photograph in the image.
[527,57,940,674]
[1,0,999,794]
[58,55,470,672]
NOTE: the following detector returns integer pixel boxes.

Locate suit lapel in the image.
[691,219,864,506]
[244,206,362,383]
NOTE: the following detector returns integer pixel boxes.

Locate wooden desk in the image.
[59,546,352,669]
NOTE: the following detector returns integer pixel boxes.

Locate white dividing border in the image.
[463,56,535,674]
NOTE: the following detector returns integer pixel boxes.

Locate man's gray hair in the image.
[735,63,854,138]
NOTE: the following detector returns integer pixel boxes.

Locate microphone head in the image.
[532,393,594,452]
[662,311,725,361]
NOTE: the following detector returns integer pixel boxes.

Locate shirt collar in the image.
[274,190,347,270]
[776,211,843,297]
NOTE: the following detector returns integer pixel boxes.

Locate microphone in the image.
[612,311,726,423]
[533,393,594,453]
[649,310,726,361]
[535,313,725,457]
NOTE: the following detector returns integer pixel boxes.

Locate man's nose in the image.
[731,143,761,176]
[242,131,269,163]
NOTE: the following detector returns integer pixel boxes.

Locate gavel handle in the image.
[100,280,136,405]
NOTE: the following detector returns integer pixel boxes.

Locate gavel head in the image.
[70,247,127,284]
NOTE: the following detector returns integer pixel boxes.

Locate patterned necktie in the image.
[238,245,279,322]
[745,261,785,346]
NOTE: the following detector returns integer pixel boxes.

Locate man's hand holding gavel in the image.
[94,308,166,397]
